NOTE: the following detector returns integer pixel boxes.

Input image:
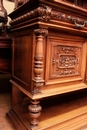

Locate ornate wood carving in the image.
[32,29,48,94]
[51,45,81,77]
[28,100,42,129]
[8,0,87,130]
[9,4,87,28]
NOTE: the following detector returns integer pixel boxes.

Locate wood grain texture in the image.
[8,0,87,129]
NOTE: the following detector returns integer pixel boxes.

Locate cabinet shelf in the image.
[7,90,87,130]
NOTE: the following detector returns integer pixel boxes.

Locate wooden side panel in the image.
[12,34,32,92]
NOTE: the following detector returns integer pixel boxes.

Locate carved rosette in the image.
[28,100,42,129]
[32,29,48,94]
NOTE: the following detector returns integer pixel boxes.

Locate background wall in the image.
[0,0,14,93]
[3,0,14,25]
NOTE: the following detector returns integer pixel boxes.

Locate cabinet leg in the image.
[28,100,42,129]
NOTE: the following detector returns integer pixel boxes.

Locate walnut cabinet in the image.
[7,0,87,130]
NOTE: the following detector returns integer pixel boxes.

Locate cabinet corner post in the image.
[32,28,48,94]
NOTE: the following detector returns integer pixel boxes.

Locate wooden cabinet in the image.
[7,0,87,129]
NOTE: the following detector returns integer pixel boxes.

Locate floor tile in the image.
[0,93,15,130]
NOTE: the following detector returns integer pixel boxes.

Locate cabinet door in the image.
[45,34,87,87]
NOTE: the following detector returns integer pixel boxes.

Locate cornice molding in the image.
[9,4,87,28]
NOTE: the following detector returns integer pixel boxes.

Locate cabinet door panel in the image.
[45,35,86,86]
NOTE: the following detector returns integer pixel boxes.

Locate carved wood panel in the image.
[51,45,81,78]
[45,36,86,85]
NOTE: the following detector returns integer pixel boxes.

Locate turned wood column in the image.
[28,28,48,129]
[28,100,42,129]
[32,28,48,94]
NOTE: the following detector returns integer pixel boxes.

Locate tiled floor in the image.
[0,93,15,130]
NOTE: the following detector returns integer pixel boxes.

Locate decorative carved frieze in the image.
[10,5,52,25]
[51,45,81,77]
[32,29,48,94]
[9,4,87,28]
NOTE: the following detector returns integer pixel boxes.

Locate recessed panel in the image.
[51,45,81,77]
[45,36,86,85]
[13,35,32,85]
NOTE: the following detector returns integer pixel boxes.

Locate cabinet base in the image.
[7,91,87,130]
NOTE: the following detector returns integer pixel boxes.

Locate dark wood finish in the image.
[8,0,87,129]
[0,0,12,93]
[0,37,11,73]
[0,0,11,73]
[0,37,11,92]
